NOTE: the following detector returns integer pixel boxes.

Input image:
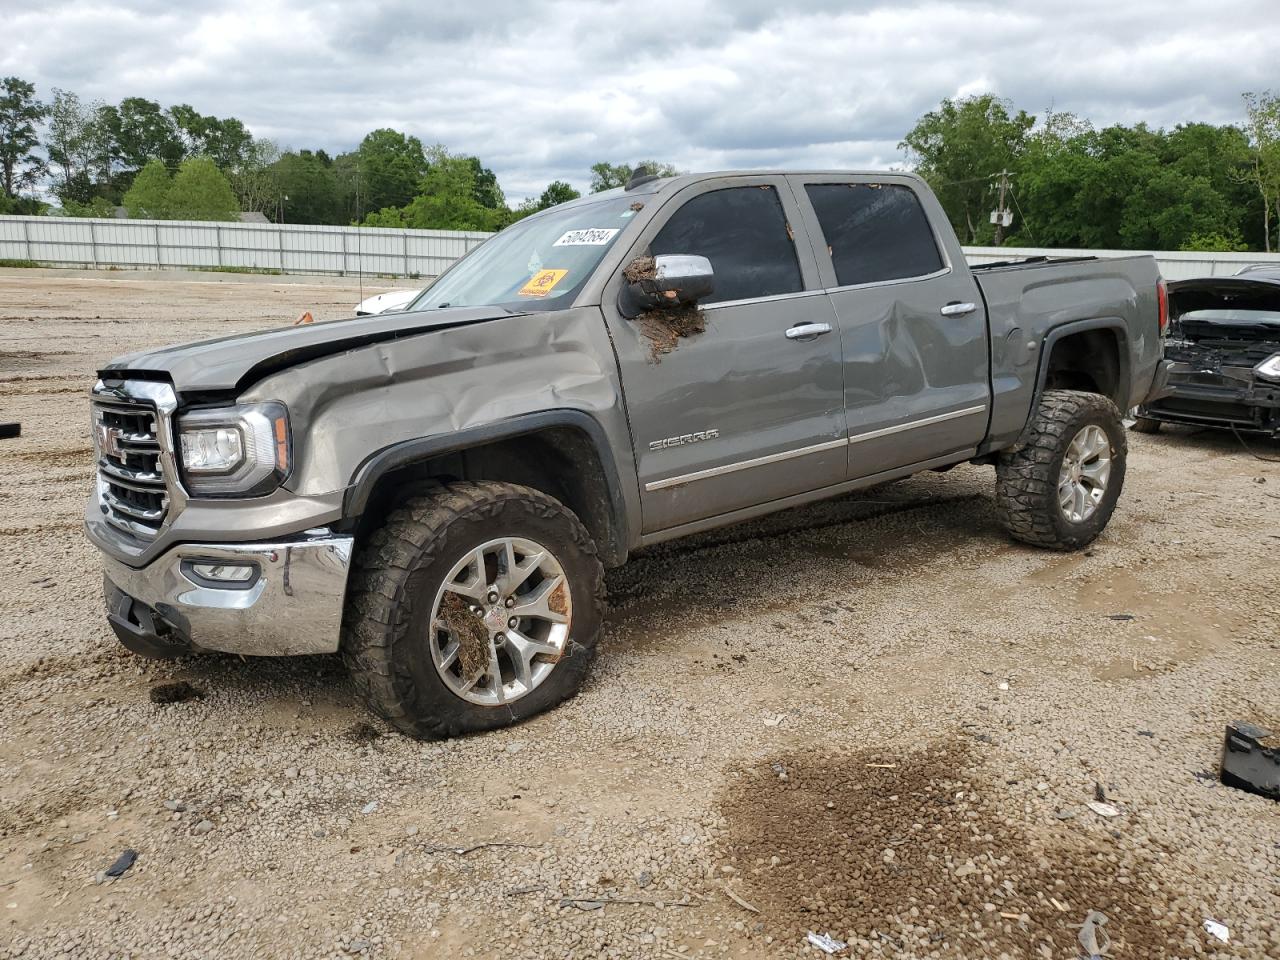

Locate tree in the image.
[363,146,506,231]
[899,94,1034,243]
[46,88,107,204]
[165,156,239,220]
[537,180,580,208]
[339,128,429,215]
[272,149,342,223]
[168,104,254,169]
[589,160,678,192]
[0,76,46,199]
[226,137,280,216]
[1240,91,1280,252]
[122,158,171,218]
[110,97,184,172]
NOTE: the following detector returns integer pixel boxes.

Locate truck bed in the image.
[972,254,1164,448]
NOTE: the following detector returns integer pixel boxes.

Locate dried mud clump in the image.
[623,256,657,283]
[439,592,490,680]
[636,304,706,362]
[718,741,1187,958]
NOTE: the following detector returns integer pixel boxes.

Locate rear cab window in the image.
[650,185,803,304]
[803,182,944,287]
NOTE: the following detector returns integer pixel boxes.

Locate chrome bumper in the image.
[99,530,354,656]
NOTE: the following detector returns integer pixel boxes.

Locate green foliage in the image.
[122,158,171,218]
[589,161,679,193]
[0,76,46,198]
[362,147,508,231]
[273,150,342,224]
[121,156,239,220]
[62,196,116,218]
[1240,91,1280,251]
[165,156,240,221]
[1180,230,1249,252]
[537,180,580,208]
[341,129,429,215]
[899,95,1034,244]
[108,97,184,171]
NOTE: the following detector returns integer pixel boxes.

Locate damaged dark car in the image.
[1133,268,1280,435]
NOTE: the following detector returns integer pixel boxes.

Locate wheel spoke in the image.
[446,547,490,601]
[501,549,546,597]
[511,575,569,624]
[487,642,506,704]
[439,639,460,670]
[1079,458,1110,486]
[1072,483,1088,520]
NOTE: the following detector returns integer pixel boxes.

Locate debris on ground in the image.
[0,422,19,439]
[1094,782,1107,801]
[1075,910,1111,958]
[806,931,848,954]
[1086,800,1120,818]
[360,801,379,815]
[1107,613,1135,621]
[345,721,382,744]
[148,681,204,705]
[103,850,137,878]
[1203,918,1230,943]
[439,592,490,680]
[1220,720,1280,800]
[191,820,214,835]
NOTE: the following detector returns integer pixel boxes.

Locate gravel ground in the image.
[0,269,1277,960]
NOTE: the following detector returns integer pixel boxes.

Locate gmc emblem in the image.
[96,421,123,459]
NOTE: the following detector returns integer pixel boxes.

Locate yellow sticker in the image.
[518,268,568,298]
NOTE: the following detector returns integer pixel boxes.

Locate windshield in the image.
[406,196,639,312]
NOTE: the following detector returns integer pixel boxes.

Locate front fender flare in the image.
[342,409,633,567]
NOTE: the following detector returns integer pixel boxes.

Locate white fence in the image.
[0,215,491,278]
[964,245,1280,281]
[3,215,1279,282]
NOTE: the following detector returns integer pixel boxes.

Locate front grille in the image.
[91,386,172,539]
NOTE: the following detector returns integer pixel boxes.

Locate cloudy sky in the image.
[3,0,1278,201]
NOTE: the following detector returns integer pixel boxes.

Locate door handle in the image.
[940,301,977,317]
[785,322,833,341]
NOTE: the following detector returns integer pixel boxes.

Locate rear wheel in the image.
[342,481,604,739]
[994,390,1127,550]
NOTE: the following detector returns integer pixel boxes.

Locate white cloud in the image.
[1,0,1275,201]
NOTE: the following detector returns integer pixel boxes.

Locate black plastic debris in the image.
[1107,613,1135,621]
[1220,721,1280,800]
[149,681,204,705]
[0,422,19,439]
[105,849,137,877]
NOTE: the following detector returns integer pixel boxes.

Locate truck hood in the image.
[100,305,522,395]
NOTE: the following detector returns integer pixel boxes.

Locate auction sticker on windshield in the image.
[553,228,619,246]
[518,269,569,297]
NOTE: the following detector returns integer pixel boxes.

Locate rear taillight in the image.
[1156,279,1169,335]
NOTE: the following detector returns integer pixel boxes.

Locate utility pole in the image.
[990,169,1014,245]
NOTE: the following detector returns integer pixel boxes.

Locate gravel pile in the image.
[0,270,1276,958]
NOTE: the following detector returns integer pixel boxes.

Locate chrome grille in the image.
[91,381,179,540]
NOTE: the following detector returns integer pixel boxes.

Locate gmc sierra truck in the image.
[86,170,1171,738]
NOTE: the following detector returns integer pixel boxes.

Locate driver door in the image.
[599,176,847,534]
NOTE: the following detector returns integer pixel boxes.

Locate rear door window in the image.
[804,183,944,287]
[650,185,803,304]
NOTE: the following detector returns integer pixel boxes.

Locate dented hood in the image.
[100,305,521,394]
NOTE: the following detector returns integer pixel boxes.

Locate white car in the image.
[354,288,421,316]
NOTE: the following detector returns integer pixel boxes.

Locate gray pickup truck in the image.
[86,170,1170,738]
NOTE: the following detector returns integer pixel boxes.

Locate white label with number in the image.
[553,228,619,246]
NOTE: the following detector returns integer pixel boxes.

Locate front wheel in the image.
[994,390,1127,550]
[342,481,605,739]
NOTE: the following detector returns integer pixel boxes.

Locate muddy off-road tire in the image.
[994,390,1127,551]
[1129,415,1162,434]
[342,481,605,739]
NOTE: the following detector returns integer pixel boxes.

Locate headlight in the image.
[1256,353,1280,383]
[177,401,291,496]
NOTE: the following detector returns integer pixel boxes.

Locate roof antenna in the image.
[625,164,659,191]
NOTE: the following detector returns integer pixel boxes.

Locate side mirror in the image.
[619,254,714,318]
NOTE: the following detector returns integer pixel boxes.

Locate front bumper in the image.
[100,530,354,657]
[1137,363,1280,435]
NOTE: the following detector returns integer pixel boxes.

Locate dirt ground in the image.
[0,268,1277,960]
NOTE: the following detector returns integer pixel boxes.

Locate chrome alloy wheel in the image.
[430,537,571,706]
[1058,424,1113,524]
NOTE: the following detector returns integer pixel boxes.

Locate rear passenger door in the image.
[600,177,847,534]
[788,175,990,478]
